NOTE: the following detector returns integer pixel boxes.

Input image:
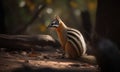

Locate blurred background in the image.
[1,0,120,72]
[0,0,97,40]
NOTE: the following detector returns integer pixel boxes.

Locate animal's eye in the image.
[51,23,54,25]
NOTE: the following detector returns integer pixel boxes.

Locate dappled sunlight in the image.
[2,0,120,72]
[28,60,74,69]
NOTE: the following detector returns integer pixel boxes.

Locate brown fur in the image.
[55,16,79,58]
[65,41,79,59]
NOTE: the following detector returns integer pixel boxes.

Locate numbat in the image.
[48,16,87,59]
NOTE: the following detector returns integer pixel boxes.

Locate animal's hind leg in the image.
[65,41,79,59]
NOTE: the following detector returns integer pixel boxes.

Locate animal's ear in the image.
[55,15,61,21]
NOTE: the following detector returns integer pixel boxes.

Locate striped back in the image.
[67,28,86,56]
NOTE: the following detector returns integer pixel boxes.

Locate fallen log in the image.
[0,34,60,51]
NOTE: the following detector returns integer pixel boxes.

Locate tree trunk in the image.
[93,0,120,72]
[95,0,120,48]
[81,10,92,41]
[3,0,24,34]
[0,0,6,34]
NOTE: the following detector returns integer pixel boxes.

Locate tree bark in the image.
[95,0,120,48]
[93,0,120,72]
[81,10,92,41]
[0,0,6,34]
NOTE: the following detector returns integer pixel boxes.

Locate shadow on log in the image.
[0,34,60,51]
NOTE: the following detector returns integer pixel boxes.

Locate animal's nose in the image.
[47,24,52,29]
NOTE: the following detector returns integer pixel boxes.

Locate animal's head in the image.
[48,16,61,29]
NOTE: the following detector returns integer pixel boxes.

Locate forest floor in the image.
[0,46,98,72]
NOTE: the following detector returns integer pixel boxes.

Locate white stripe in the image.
[67,28,86,55]
[67,28,82,35]
[67,34,81,56]
[67,30,83,49]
